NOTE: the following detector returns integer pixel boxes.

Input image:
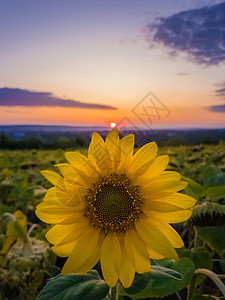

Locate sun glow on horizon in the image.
[109,122,116,128]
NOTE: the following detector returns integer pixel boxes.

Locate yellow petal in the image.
[61,228,100,275]
[56,163,90,187]
[76,234,104,274]
[105,129,121,171]
[58,212,88,225]
[119,246,135,288]
[100,234,121,287]
[120,134,134,159]
[130,142,158,168]
[159,171,182,181]
[118,134,135,172]
[143,209,192,223]
[35,202,83,224]
[55,187,85,207]
[46,224,77,245]
[136,155,169,184]
[136,218,178,259]
[52,241,77,257]
[150,193,196,209]
[131,160,154,179]
[88,132,112,174]
[124,230,150,273]
[147,247,164,259]
[44,185,84,207]
[142,180,188,199]
[65,151,99,179]
[58,222,91,245]
[43,187,58,202]
[46,221,91,246]
[151,221,184,248]
[40,170,66,191]
[143,200,186,212]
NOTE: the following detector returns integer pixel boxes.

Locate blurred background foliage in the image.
[0,143,225,299]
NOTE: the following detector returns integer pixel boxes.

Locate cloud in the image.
[215,84,225,98]
[209,104,225,112]
[207,82,225,112]
[145,2,225,66]
[0,87,117,110]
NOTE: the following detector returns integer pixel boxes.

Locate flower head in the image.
[35,129,196,287]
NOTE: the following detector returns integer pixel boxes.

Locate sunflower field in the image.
[1,141,225,300]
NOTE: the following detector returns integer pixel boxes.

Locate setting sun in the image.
[109,122,116,128]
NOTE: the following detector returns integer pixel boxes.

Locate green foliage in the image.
[178,247,213,270]
[201,165,225,188]
[0,133,87,150]
[123,258,195,298]
[0,144,225,299]
[37,270,109,300]
[0,211,27,254]
[198,227,225,253]
[178,247,213,285]
[0,210,57,300]
[189,202,225,226]
[206,186,225,200]
[182,175,205,200]
[123,264,183,295]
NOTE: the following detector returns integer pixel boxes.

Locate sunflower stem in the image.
[187,268,225,300]
[110,283,121,300]
[193,226,198,249]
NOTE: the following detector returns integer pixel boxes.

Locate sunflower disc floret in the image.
[36,129,196,288]
[85,173,143,233]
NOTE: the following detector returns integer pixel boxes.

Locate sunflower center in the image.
[84,173,143,233]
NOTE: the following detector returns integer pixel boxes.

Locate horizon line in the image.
[0,124,225,131]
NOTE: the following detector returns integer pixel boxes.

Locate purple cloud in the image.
[145,2,225,66]
[209,105,225,112]
[215,86,225,98]
[0,87,117,110]
[207,82,225,112]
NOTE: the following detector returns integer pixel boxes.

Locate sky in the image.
[0,0,225,129]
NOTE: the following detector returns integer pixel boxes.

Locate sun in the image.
[109,122,116,128]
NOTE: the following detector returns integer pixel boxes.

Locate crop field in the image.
[1,144,225,299]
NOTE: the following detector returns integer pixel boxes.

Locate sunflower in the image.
[35,129,196,288]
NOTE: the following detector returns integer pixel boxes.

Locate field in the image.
[1,144,225,299]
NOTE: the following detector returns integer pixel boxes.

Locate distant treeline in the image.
[0,134,87,149]
[0,129,225,149]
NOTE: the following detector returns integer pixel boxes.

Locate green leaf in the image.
[201,165,225,188]
[37,270,109,300]
[122,258,195,298]
[123,265,183,294]
[198,226,225,252]
[178,247,212,270]
[206,186,225,200]
[190,248,212,270]
[178,247,212,285]
[182,176,205,200]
